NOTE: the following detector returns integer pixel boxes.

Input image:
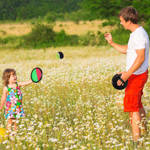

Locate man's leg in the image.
[139,107,147,135]
[131,112,141,142]
[129,112,132,125]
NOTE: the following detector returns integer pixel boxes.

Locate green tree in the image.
[132,0,150,21]
[80,0,133,20]
[0,0,82,20]
[0,0,29,20]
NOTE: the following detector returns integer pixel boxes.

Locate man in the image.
[104,6,149,144]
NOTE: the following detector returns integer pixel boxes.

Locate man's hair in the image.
[119,6,138,24]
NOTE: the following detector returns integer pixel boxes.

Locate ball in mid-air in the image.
[56,52,64,59]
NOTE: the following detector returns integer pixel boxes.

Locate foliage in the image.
[79,31,106,46]
[44,12,64,23]
[80,0,150,23]
[80,0,132,20]
[1,0,150,24]
[54,30,78,46]
[23,24,56,48]
[0,0,82,20]
[0,36,22,49]
[111,26,130,45]
[22,24,78,48]
[0,23,132,49]
[102,21,116,27]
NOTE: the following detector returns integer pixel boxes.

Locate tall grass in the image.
[0,47,150,149]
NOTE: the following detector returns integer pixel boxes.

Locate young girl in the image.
[0,68,32,133]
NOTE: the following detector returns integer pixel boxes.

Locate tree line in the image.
[0,0,150,22]
[0,0,81,20]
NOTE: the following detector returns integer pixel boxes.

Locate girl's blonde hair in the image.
[2,68,16,86]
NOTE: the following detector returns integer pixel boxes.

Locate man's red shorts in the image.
[124,70,148,112]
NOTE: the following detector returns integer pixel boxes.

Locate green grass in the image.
[0,46,150,149]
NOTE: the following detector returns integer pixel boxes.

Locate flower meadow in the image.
[0,47,150,150]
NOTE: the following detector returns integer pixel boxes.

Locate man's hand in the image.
[104,33,113,44]
[117,72,129,86]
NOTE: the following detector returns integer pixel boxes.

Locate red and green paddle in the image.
[31,67,43,83]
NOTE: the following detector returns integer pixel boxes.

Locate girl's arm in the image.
[0,87,7,109]
[18,79,33,87]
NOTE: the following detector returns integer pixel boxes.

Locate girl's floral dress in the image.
[5,83,24,119]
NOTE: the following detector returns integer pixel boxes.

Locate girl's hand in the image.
[0,106,3,110]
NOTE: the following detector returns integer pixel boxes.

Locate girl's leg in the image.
[7,119,12,130]
[9,119,17,136]
[6,118,13,133]
[131,112,141,142]
[12,119,17,131]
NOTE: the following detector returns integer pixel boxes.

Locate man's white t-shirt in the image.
[126,26,149,75]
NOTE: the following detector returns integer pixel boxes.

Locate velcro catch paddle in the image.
[112,74,128,90]
[31,67,43,83]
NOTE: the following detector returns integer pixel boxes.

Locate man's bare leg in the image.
[131,112,141,142]
[139,107,147,135]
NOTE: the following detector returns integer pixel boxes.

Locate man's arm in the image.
[121,49,145,82]
[104,33,128,54]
